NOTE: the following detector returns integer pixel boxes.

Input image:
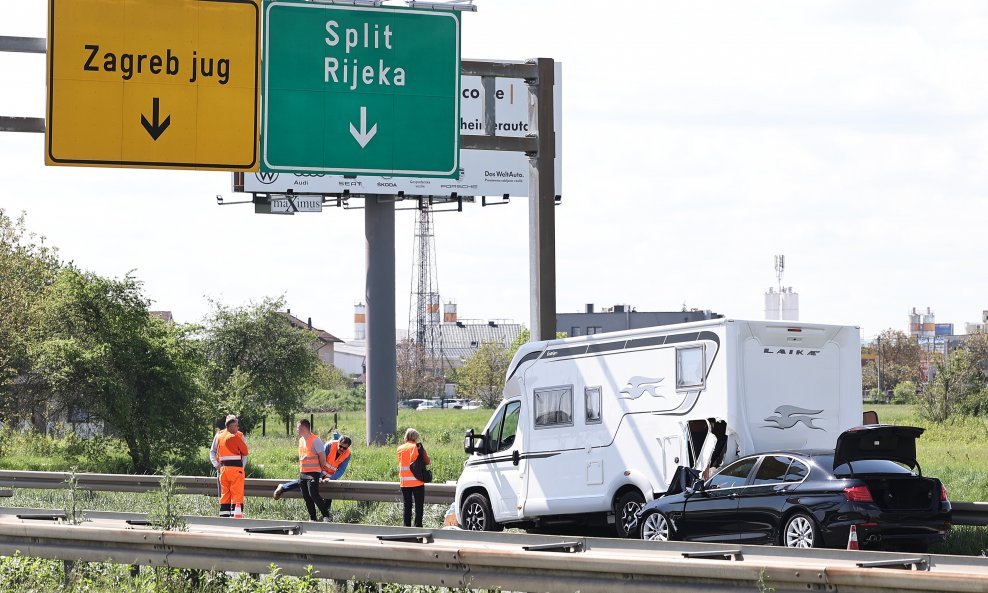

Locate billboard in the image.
[935,323,954,336]
[236,65,562,198]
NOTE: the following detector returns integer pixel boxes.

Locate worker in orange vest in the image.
[397,427,430,527]
[297,418,334,521]
[216,414,249,518]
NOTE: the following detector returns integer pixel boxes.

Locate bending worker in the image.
[296,419,335,522]
[274,432,352,501]
[216,414,249,518]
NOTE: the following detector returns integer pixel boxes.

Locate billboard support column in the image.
[365,196,397,445]
[528,58,557,342]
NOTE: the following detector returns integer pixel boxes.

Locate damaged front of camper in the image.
[455,318,863,537]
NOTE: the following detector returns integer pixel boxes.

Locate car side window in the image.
[708,458,757,489]
[784,459,808,482]
[752,455,792,485]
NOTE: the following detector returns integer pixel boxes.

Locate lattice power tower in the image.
[407,204,449,393]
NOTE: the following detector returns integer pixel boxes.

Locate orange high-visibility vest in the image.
[299,433,321,473]
[397,442,422,488]
[217,430,248,465]
[326,440,351,473]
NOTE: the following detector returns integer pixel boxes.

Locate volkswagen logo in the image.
[255,172,279,184]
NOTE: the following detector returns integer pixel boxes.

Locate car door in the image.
[482,399,526,520]
[679,457,758,543]
[734,455,800,544]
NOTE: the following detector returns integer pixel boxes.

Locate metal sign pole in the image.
[527,58,557,342]
[365,196,398,445]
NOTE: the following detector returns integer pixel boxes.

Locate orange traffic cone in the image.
[847,524,859,550]
[233,504,243,519]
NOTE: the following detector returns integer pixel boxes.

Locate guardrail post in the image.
[63,560,74,587]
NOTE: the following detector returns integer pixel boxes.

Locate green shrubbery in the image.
[0,554,324,593]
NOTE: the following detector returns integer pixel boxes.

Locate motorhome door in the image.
[482,399,527,520]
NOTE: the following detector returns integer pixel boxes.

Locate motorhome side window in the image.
[534,386,573,428]
[585,386,602,424]
[676,346,705,390]
[489,400,521,453]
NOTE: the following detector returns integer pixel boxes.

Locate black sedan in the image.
[636,425,951,550]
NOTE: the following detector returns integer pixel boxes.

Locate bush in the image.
[894,381,916,404]
[305,386,365,412]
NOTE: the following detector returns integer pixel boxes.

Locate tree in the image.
[29,268,209,472]
[456,328,542,409]
[395,339,444,399]
[0,210,61,427]
[919,349,981,422]
[458,341,512,408]
[874,329,923,391]
[203,297,321,431]
[963,330,988,381]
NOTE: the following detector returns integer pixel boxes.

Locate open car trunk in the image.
[857,476,943,511]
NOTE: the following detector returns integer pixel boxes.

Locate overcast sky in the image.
[1,1,986,341]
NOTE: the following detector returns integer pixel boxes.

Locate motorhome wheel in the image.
[614,490,645,538]
[460,493,502,532]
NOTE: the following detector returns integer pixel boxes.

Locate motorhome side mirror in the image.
[463,429,476,454]
[512,450,520,466]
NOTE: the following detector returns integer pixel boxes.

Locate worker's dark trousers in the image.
[299,472,331,521]
[401,485,425,527]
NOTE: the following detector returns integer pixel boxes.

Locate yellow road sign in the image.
[46,0,260,170]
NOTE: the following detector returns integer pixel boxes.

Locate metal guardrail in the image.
[952,502,988,527]
[0,470,456,505]
[0,508,986,592]
[4,471,988,527]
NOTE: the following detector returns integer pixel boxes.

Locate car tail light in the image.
[941,485,949,502]
[844,485,873,502]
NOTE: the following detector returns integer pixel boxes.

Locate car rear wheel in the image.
[614,490,645,538]
[460,493,502,532]
[640,511,672,542]
[782,512,819,548]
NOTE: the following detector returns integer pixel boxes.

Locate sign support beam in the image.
[527,58,556,342]
[365,196,398,445]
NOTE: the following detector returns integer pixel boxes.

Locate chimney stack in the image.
[354,303,366,341]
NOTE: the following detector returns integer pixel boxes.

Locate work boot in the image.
[273,485,284,500]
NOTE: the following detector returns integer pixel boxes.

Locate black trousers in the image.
[299,472,331,521]
[401,485,425,527]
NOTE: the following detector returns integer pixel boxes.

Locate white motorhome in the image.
[455,318,864,537]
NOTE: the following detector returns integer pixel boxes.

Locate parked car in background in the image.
[636,425,950,551]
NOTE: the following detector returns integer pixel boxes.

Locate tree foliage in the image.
[458,341,512,408]
[203,297,321,431]
[395,339,444,399]
[456,328,534,408]
[29,268,208,472]
[0,210,61,425]
[873,329,923,391]
[919,349,982,422]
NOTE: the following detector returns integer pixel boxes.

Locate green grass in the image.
[866,404,988,502]
[244,409,491,484]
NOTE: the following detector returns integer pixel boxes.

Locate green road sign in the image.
[261,1,461,177]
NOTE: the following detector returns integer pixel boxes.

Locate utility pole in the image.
[876,335,882,402]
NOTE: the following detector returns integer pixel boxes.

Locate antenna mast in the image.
[408,203,448,396]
